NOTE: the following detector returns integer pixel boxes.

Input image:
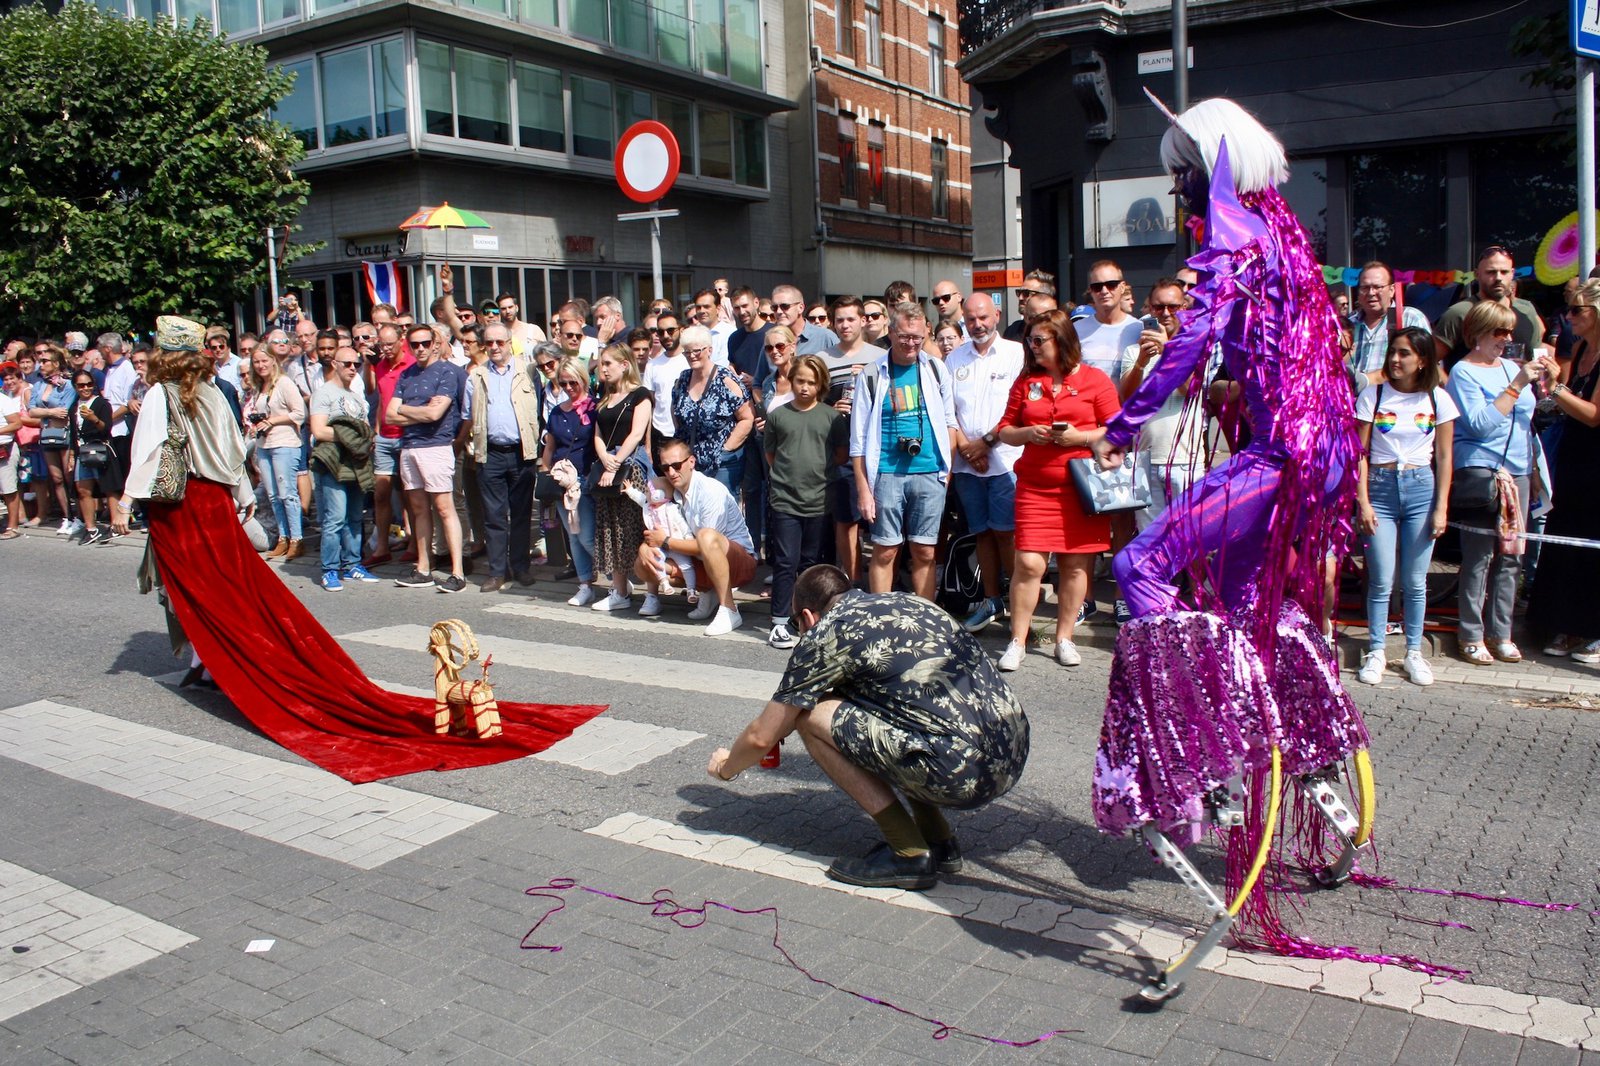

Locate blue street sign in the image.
[1576,0,1600,59]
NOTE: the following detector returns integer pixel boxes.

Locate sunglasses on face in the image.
[1567,305,1593,315]
[1088,279,1124,292]
[537,360,558,371]
[407,336,433,347]
[1027,335,1052,346]
[932,293,959,304]
[484,339,509,347]
[560,332,584,342]
[658,326,681,335]
[74,381,96,389]
[559,379,582,388]
[807,314,828,324]
[1490,328,1515,339]
[1150,302,1184,313]
[764,343,790,353]
[1016,288,1045,299]
[354,333,375,341]
[659,458,691,474]
[206,341,228,350]
[773,302,798,312]
[335,360,361,368]
[864,311,884,321]
[758,311,776,320]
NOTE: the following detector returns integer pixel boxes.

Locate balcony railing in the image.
[957,0,1074,56]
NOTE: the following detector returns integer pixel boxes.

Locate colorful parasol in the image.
[398,202,491,261]
[1534,210,1600,286]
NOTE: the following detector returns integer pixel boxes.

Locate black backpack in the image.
[937,531,984,617]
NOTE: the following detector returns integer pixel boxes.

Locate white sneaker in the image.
[591,589,631,612]
[1357,650,1385,685]
[566,583,596,607]
[687,596,717,621]
[768,622,797,649]
[1055,639,1081,667]
[56,518,73,536]
[997,640,1025,672]
[66,518,84,538]
[1401,650,1434,686]
[704,605,743,636]
[639,593,663,617]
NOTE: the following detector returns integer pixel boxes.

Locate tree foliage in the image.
[0,2,312,335]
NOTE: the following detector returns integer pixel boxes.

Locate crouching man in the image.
[707,564,1030,890]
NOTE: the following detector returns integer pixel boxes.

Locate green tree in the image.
[0,2,312,335]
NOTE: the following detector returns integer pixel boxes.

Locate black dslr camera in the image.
[897,436,922,457]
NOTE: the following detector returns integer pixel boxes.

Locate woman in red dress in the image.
[994,309,1121,671]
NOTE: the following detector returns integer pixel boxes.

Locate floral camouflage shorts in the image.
[830,701,1025,811]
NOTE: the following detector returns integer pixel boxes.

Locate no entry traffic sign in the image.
[615,121,681,204]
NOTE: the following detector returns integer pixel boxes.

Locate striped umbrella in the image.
[398,202,491,262]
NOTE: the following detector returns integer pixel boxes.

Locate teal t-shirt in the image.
[879,359,939,475]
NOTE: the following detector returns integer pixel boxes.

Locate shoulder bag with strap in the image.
[149,383,192,502]
[583,392,641,497]
[1447,369,1514,515]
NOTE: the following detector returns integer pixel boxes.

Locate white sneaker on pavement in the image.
[639,593,663,617]
[1357,650,1385,685]
[591,589,630,612]
[1055,639,1081,667]
[704,605,742,636]
[687,595,718,621]
[1401,650,1434,686]
[997,640,1024,672]
[566,584,596,607]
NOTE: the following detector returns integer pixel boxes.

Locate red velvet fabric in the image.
[149,478,607,783]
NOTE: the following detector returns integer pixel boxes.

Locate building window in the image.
[863,0,882,68]
[928,16,946,97]
[520,0,557,26]
[571,0,607,41]
[838,115,858,202]
[374,39,406,139]
[320,46,372,146]
[836,0,855,59]
[611,0,649,54]
[866,120,886,205]
[727,0,762,89]
[218,0,257,35]
[656,0,693,68]
[657,96,696,175]
[699,0,728,77]
[931,139,948,218]
[699,106,733,181]
[615,86,654,140]
[455,49,511,144]
[516,62,565,152]
[418,41,454,137]
[735,114,767,188]
[571,75,614,159]
[1350,148,1446,270]
[272,59,318,152]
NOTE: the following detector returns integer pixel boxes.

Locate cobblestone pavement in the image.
[3,529,1600,1064]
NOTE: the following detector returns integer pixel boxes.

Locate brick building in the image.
[786,1,974,303]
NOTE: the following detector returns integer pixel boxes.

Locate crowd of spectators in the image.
[1,244,1593,680]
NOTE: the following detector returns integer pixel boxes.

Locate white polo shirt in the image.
[945,336,1025,477]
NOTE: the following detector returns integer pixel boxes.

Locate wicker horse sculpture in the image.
[428,619,503,739]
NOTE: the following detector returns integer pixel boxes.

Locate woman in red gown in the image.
[994,309,1121,672]
[111,317,605,783]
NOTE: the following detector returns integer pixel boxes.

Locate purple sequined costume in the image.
[1091,143,1369,945]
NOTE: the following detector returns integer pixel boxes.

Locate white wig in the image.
[1159,97,1289,195]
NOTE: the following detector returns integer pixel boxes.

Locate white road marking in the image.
[584,812,1600,1049]
[486,600,773,645]
[344,625,782,701]
[0,700,495,871]
[0,860,195,1023]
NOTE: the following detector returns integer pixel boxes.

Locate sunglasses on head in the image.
[1088,279,1124,292]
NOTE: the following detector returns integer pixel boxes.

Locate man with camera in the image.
[850,302,956,601]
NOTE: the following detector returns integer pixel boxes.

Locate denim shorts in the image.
[870,471,945,546]
[951,471,1016,533]
[373,435,402,476]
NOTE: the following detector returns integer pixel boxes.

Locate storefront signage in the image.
[1137,47,1194,75]
[342,234,398,260]
[472,234,500,251]
[973,268,1024,289]
[565,235,597,255]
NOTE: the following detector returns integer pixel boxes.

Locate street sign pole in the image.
[617,207,681,304]
[266,225,280,314]
[1582,57,1596,278]
[1573,0,1600,275]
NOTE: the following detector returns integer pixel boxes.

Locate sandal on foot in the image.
[1458,642,1494,666]
[1491,640,1523,663]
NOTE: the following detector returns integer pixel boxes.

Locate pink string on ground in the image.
[1349,872,1600,917]
[519,878,1081,1047]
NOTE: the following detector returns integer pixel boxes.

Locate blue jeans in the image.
[314,471,363,574]
[259,445,303,540]
[768,509,828,621]
[1363,466,1436,651]
[569,491,597,584]
[713,447,745,496]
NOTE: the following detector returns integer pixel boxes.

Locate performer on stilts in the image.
[1088,98,1376,1001]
